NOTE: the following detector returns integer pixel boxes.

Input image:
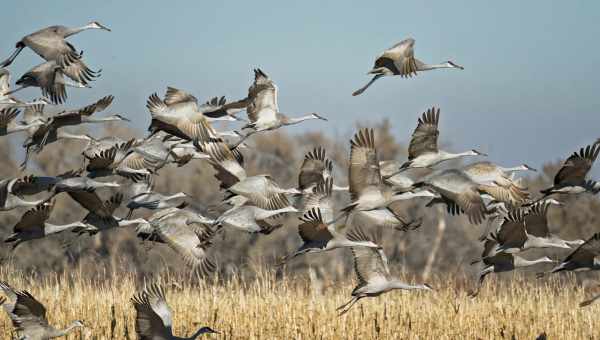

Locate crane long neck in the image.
[499,165,525,173]
[513,256,551,267]
[82,116,123,123]
[343,239,376,248]
[188,327,210,339]
[165,192,186,200]
[439,150,475,160]
[332,184,349,191]
[45,222,85,235]
[285,114,316,125]
[57,132,92,141]
[16,197,44,207]
[8,124,34,133]
[63,24,95,38]
[118,218,147,227]
[390,280,428,290]
[390,190,435,202]
[418,62,452,71]
[49,321,81,337]
[254,207,295,220]
[186,213,216,225]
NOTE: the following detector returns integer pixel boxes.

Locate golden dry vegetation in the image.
[1,122,600,339]
[1,264,599,339]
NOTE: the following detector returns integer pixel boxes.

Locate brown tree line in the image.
[1,119,598,286]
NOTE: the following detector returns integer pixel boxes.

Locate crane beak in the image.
[95,22,112,32]
[4,86,26,95]
[115,114,131,122]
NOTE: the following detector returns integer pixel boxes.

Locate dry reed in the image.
[0,264,598,339]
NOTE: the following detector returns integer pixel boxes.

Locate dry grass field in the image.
[1,265,599,339]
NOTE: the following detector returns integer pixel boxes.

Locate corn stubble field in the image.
[0,265,598,339]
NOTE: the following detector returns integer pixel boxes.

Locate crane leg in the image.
[20,146,31,170]
[352,74,383,96]
[337,296,362,316]
[0,44,24,68]
[468,266,493,298]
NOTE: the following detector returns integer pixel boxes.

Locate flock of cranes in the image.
[0,21,598,339]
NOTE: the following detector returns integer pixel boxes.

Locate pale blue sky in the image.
[1,1,599,170]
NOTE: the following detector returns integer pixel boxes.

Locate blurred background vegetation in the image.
[1,119,598,290]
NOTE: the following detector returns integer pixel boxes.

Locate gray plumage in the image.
[345,128,437,223]
[0,175,47,211]
[3,200,88,249]
[201,138,297,209]
[400,108,484,170]
[413,168,526,225]
[0,68,51,109]
[0,21,110,84]
[0,108,45,136]
[281,208,380,264]
[131,283,218,340]
[352,38,463,96]
[126,176,188,218]
[337,227,431,315]
[0,281,84,340]
[229,68,326,136]
[11,52,90,104]
[468,237,552,297]
[541,142,600,196]
[146,87,222,142]
[488,204,576,255]
[140,208,217,272]
[215,202,297,234]
[540,232,600,277]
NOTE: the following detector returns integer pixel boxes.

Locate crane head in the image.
[87,21,112,32]
[198,326,219,334]
[446,61,464,70]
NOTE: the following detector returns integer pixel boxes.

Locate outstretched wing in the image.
[494,210,527,248]
[554,143,600,186]
[408,107,439,160]
[562,232,600,264]
[200,140,246,189]
[74,95,114,117]
[164,87,198,107]
[68,189,111,216]
[246,68,278,123]
[297,208,334,243]
[302,178,334,221]
[523,201,550,238]
[0,108,19,129]
[349,128,381,200]
[155,214,216,274]
[131,284,172,339]
[351,244,389,292]
[60,51,100,86]
[298,146,329,190]
[13,201,53,232]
